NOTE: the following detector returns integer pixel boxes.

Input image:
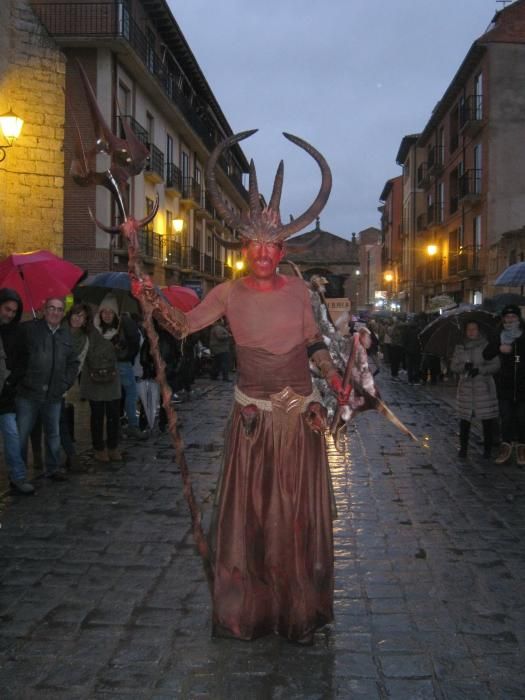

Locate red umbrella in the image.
[0,250,86,315]
[161,285,200,311]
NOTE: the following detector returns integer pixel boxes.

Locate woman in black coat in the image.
[483,304,525,465]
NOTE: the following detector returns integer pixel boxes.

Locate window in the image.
[166,209,173,235]
[449,168,459,214]
[438,182,445,223]
[474,72,483,120]
[145,197,155,232]
[181,150,189,180]
[473,144,482,194]
[166,134,173,165]
[449,105,459,153]
[118,82,130,116]
[146,112,154,145]
[473,216,482,249]
[207,234,212,253]
[146,27,155,73]
[438,127,445,164]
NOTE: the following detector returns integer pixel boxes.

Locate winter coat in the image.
[114,314,141,363]
[450,336,500,420]
[14,319,79,402]
[483,329,525,402]
[80,328,121,402]
[0,336,8,396]
[0,288,23,414]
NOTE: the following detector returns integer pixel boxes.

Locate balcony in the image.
[223,265,233,280]
[164,236,182,266]
[120,115,148,145]
[144,143,164,183]
[416,213,427,232]
[459,95,484,135]
[427,204,435,227]
[427,145,444,175]
[456,245,483,277]
[32,1,248,202]
[180,246,201,270]
[459,169,482,202]
[417,162,429,188]
[165,163,182,195]
[181,177,202,207]
[138,229,163,260]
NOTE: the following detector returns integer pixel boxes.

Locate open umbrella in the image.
[494,262,525,287]
[161,285,200,311]
[75,271,162,313]
[482,293,525,313]
[419,307,498,358]
[0,250,86,316]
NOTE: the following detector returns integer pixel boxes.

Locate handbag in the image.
[89,367,116,383]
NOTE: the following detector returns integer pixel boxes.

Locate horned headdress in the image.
[206,130,332,250]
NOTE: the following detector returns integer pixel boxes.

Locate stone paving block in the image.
[383,678,438,699]
[440,679,494,699]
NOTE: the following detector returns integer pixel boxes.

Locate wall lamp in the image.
[0,109,24,162]
[172,218,184,233]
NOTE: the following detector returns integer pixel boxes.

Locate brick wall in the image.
[0,0,65,257]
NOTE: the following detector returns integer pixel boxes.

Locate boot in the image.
[458,420,470,459]
[107,448,122,462]
[94,448,109,463]
[482,420,493,459]
[516,444,525,467]
[494,442,512,465]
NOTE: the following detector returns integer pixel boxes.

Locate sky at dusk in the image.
[170,0,507,239]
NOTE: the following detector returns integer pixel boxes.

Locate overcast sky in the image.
[171,0,504,239]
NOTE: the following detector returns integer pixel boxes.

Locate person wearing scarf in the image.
[483,304,525,465]
[80,295,122,462]
[450,321,500,460]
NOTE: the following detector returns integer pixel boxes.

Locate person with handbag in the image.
[80,295,122,462]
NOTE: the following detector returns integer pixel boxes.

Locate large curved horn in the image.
[268,160,284,213]
[88,207,120,235]
[276,133,332,240]
[206,129,258,230]
[137,193,160,228]
[211,230,243,251]
[248,160,261,214]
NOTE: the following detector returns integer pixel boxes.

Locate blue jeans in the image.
[118,362,138,428]
[16,397,62,475]
[0,412,28,482]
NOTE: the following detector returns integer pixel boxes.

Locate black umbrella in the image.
[482,293,525,314]
[75,272,163,314]
[419,307,498,358]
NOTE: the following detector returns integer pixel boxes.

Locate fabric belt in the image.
[234,384,322,413]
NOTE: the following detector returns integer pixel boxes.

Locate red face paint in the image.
[243,241,285,280]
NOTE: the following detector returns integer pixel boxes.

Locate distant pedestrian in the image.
[81,296,122,462]
[402,316,422,384]
[450,320,500,460]
[60,303,92,470]
[14,297,79,481]
[0,288,34,494]
[483,304,525,465]
[209,318,232,381]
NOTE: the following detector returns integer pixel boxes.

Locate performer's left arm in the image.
[302,285,349,404]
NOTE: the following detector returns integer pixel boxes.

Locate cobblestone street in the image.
[0,373,524,699]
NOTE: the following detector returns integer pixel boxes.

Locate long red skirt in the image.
[209,399,334,641]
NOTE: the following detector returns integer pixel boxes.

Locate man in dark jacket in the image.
[14,297,79,480]
[0,288,34,494]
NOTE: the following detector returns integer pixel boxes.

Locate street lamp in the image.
[426,243,438,257]
[235,259,245,277]
[384,271,394,283]
[172,218,184,233]
[0,108,24,162]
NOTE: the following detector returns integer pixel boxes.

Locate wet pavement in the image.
[0,372,524,699]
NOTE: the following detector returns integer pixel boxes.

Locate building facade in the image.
[379,176,403,308]
[390,0,525,311]
[31,0,250,293]
[0,0,66,257]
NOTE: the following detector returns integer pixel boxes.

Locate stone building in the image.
[29,0,249,293]
[281,218,359,301]
[392,0,525,310]
[0,0,65,256]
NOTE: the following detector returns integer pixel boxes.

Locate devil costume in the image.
[185,275,337,640]
[160,131,339,642]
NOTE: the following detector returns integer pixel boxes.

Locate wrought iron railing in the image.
[182,177,202,203]
[459,169,482,199]
[166,163,182,191]
[145,143,164,180]
[138,230,163,260]
[459,95,483,129]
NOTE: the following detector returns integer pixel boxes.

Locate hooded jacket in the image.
[0,288,23,414]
